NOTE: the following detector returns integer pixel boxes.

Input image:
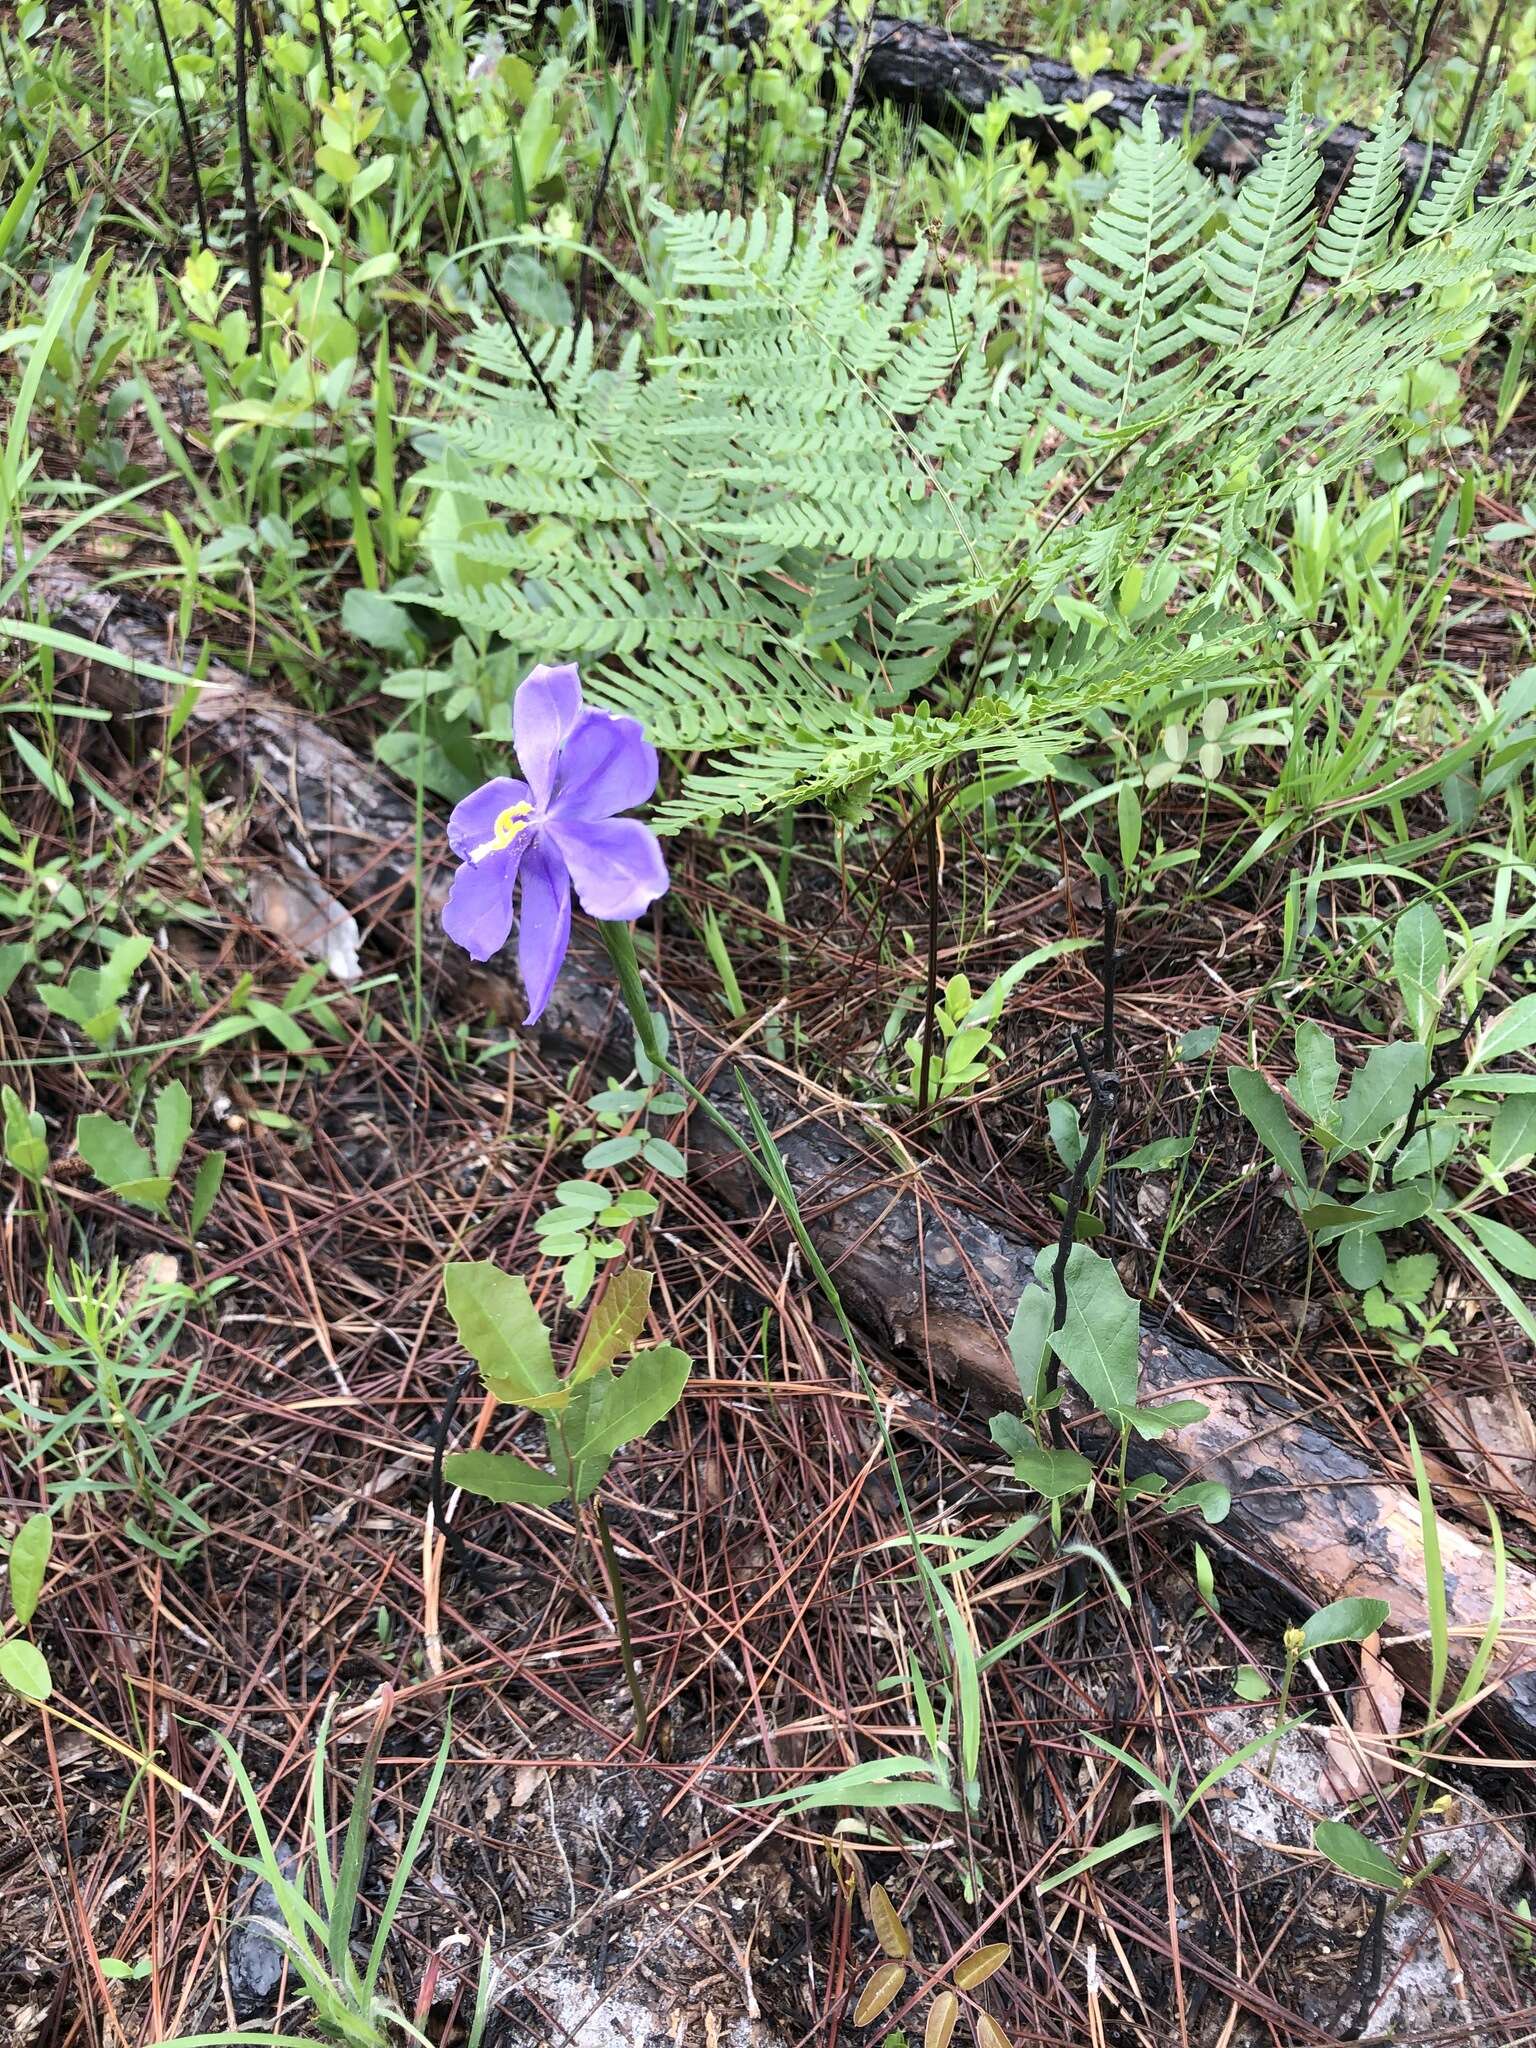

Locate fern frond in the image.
[1408,94,1505,238]
[1188,87,1322,349]
[1311,95,1410,280]
[1045,103,1211,438]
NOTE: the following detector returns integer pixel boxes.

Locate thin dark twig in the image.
[149,0,210,247]
[739,49,754,212]
[576,79,633,335]
[314,0,337,95]
[428,1360,478,1568]
[817,1,876,205]
[233,0,264,337]
[1098,874,1118,1073]
[1342,1892,1389,2038]
[1403,0,1453,94]
[1453,0,1512,152]
[390,0,559,414]
[916,769,943,1116]
[1384,989,1495,1187]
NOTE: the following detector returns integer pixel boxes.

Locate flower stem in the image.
[593,1499,649,1746]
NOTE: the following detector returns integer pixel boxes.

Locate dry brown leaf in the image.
[925,1991,959,2048]
[854,1963,906,2026]
[870,1882,911,1959]
[510,1764,547,1808]
[953,1943,1010,1991]
[1323,1632,1404,1804]
[248,860,361,981]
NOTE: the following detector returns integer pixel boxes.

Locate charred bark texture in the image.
[26,548,1536,1751]
[602,0,1471,197]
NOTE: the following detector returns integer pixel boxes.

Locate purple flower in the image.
[441,664,668,1021]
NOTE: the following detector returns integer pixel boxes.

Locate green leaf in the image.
[190,1151,226,1233]
[748,1754,961,1813]
[1476,993,1536,1067]
[1193,1542,1219,1611]
[1489,1095,1536,1173]
[1392,903,1447,1040]
[97,931,153,1003]
[1006,1284,1052,1408]
[1233,1665,1271,1702]
[75,1114,170,1215]
[1228,1066,1307,1188]
[1041,1244,1141,1423]
[1334,1043,1425,1152]
[1048,1097,1083,1174]
[1337,1228,1388,1291]
[0,1638,51,1701]
[444,1262,556,1406]
[2,1085,47,1182]
[564,1345,691,1485]
[1112,1134,1194,1173]
[1300,1596,1389,1652]
[1161,1480,1230,1524]
[1129,1398,1209,1437]
[441,1449,568,1505]
[1461,1209,1536,1282]
[1292,1020,1340,1127]
[8,1512,52,1626]
[1037,1821,1164,1894]
[989,1413,1094,1501]
[5,722,74,808]
[640,1137,687,1178]
[1313,1820,1404,1891]
[1178,1025,1221,1059]
[573,1267,653,1383]
[583,1135,645,1169]
[153,1079,192,1182]
[247,997,315,1053]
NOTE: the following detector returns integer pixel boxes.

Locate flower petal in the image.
[447,777,534,861]
[517,837,572,1024]
[549,709,658,820]
[513,664,584,806]
[441,850,520,962]
[547,816,669,923]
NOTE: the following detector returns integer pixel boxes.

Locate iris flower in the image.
[441,664,668,1020]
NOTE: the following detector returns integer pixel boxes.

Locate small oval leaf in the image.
[870,1882,911,1959]
[0,1639,51,1701]
[9,1512,52,1627]
[1301,1597,1391,1654]
[925,1990,959,2048]
[853,1963,906,2026]
[1313,1819,1405,1891]
[953,1943,1010,1991]
[973,2016,1015,2048]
